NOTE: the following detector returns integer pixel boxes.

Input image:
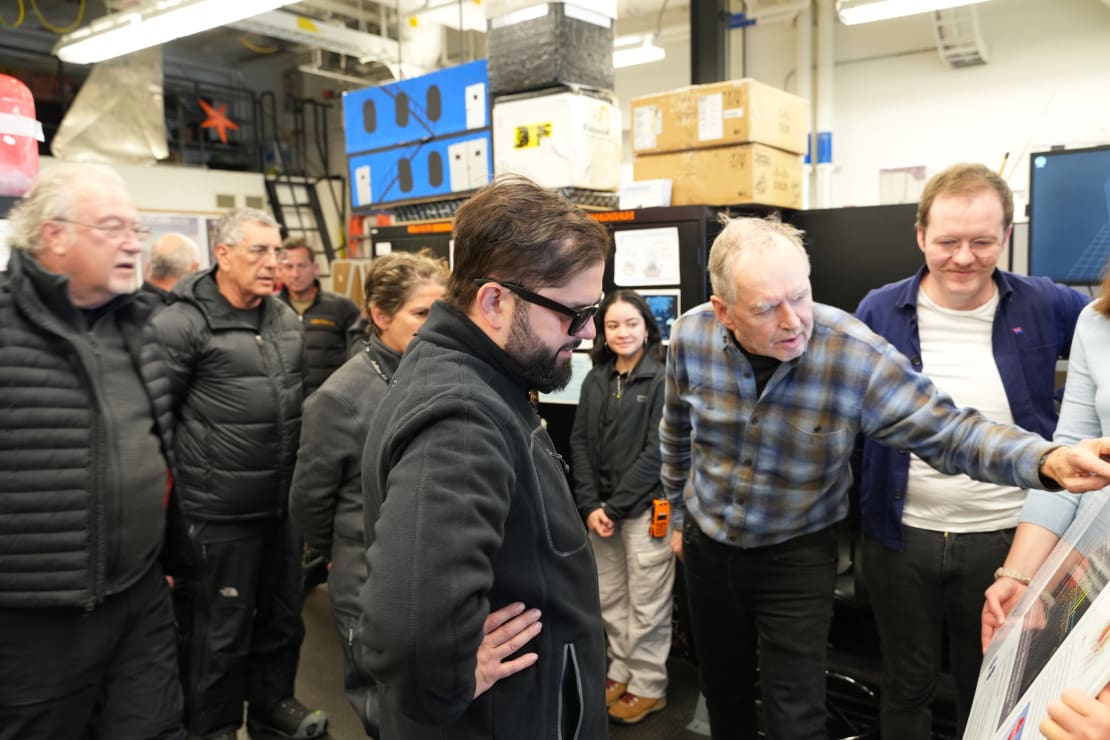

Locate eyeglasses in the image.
[474,278,600,336]
[53,218,152,242]
[238,244,286,260]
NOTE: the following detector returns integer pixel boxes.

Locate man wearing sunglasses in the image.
[358,176,611,739]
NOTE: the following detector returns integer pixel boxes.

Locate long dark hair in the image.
[588,289,663,367]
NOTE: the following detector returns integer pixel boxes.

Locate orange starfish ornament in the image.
[199,98,239,145]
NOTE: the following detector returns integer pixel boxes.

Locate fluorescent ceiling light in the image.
[836,0,991,25]
[231,10,399,63]
[613,37,665,69]
[54,0,299,64]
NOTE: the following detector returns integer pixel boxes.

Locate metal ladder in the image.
[258,92,346,263]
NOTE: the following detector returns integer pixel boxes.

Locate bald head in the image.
[147,233,200,291]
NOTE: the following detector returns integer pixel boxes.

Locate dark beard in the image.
[506,307,577,393]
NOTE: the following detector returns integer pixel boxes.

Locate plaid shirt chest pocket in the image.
[766,418,853,492]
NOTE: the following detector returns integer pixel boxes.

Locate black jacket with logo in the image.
[569,352,666,522]
[278,280,360,396]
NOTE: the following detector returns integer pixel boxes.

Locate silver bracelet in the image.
[994,566,1032,585]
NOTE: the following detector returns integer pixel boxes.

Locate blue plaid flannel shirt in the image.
[660,302,1053,549]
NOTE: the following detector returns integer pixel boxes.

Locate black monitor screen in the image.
[789,203,921,313]
[640,289,681,342]
[1029,145,1110,285]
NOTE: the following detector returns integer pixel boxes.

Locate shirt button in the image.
[750,416,758,425]
[744,372,752,378]
[743,458,753,466]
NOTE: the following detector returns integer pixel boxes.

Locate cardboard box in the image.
[630,79,810,156]
[330,259,375,309]
[348,130,492,209]
[343,60,489,155]
[487,3,614,95]
[492,89,621,191]
[632,143,804,209]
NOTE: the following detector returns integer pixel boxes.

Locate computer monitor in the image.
[1028,144,1110,285]
[639,289,681,343]
[789,203,921,313]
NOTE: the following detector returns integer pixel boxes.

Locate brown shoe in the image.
[604,679,628,707]
[608,693,666,724]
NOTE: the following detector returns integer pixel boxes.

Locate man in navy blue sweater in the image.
[856,163,1090,739]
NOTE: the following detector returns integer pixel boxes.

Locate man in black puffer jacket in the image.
[153,208,328,740]
[277,236,360,397]
[0,163,187,740]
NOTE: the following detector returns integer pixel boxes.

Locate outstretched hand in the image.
[1042,685,1110,740]
[1043,442,1110,493]
[473,602,542,700]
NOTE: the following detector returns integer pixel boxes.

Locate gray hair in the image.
[708,215,809,306]
[148,233,199,280]
[7,162,129,253]
[214,207,280,247]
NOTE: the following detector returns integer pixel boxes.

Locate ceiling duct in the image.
[296,47,397,86]
[933,5,989,68]
[231,9,399,62]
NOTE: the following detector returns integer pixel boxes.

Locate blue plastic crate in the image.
[349,129,492,209]
[343,60,489,155]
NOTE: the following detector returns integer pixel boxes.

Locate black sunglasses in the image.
[474,278,600,336]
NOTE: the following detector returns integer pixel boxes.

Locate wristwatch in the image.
[1037,446,1064,492]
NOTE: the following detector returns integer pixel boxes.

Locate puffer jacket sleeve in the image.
[290,386,361,558]
[151,303,205,404]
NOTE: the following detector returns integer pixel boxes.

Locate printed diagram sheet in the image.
[966,491,1110,739]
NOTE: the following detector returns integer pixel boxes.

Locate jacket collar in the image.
[278,279,322,308]
[10,248,141,331]
[417,301,532,395]
[367,333,403,381]
[611,348,664,382]
[173,266,282,330]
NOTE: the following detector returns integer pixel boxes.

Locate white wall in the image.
[614,0,1110,209]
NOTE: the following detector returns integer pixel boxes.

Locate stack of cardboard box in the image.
[630,79,810,209]
[342,60,492,214]
[485,0,621,208]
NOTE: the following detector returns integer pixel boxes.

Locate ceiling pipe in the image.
[795,1,813,209]
[815,0,834,208]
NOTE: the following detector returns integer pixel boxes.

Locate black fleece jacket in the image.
[358,303,608,740]
[569,352,666,522]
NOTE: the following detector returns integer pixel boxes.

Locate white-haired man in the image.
[0,162,187,740]
[661,215,1110,740]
